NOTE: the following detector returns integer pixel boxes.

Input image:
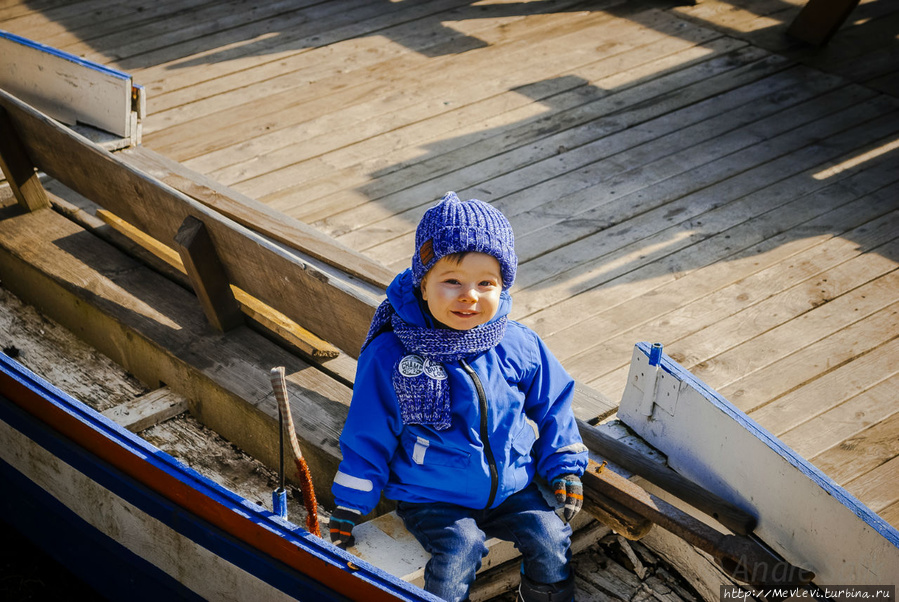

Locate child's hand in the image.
[329,507,360,549]
[551,474,583,522]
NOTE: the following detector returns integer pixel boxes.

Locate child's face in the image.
[420,253,503,330]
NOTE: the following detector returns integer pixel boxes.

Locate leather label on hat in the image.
[419,239,434,266]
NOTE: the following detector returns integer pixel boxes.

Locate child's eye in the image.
[444,278,460,285]
[480,281,497,287]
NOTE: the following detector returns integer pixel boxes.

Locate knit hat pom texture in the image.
[413,191,517,289]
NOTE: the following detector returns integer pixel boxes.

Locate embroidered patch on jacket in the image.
[419,239,435,266]
[399,354,425,377]
[423,358,447,381]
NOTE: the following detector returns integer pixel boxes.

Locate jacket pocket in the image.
[402,433,471,469]
[511,418,539,457]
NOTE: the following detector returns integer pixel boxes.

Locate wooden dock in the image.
[1,0,897,535]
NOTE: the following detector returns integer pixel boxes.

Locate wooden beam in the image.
[95,209,340,360]
[174,215,244,333]
[0,88,381,356]
[787,0,860,46]
[0,106,49,212]
[583,459,814,587]
[0,201,365,511]
[578,419,756,535]
[101,386,189,432]
[117,146,394,290]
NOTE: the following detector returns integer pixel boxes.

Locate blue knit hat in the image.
[413,191,517,289]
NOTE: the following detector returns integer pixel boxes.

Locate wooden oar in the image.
[577,419,757,535]
[270,366,321,537]
[582,459,815,587]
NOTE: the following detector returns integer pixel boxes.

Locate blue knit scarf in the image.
[362,300,507,430]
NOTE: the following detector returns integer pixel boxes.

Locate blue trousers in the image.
[396,483,572,602]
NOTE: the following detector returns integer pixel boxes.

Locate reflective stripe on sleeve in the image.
[334,470,374,492]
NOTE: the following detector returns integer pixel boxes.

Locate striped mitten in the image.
[329,507,360,549]
[551,474,583,523]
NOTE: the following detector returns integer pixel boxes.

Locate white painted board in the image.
[618,342,899,586]
[0,30,132,137]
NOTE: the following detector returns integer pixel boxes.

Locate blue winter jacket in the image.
[332,270,588,515]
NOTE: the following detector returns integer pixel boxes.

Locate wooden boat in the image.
[1,31,897,601]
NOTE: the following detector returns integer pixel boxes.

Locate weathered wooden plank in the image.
[844,455,899,514]
[507,80,867,263]
[78,0,343,67]
[123,0,481,95]
[780,371,899,461]
[511,100,899,317]
[0,199,356,510]
[682,251,899,385]
[593,242,899,398]
[331,48,791,252]
[0,106,50,211]
[811,411,899,485]
[8,0,217,51]
[201,8,716,189]
[149,0,526,117]
[251,34,734,217]
[174,215,245,333]
[0,30,134,137]
[0,87,382,356]
[539,160,899,365]
[750,334,899,436]
[102,386,190,433]
[144,4,608,160]
[284,38,750,223]
[119,146,394,289]
[718,298,899,414]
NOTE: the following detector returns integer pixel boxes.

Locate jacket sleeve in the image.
[522,330,588,480]
[332,337,403,515]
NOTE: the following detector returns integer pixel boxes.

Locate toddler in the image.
[331,192,587,602]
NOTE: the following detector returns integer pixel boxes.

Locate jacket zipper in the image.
[460,359,498,509]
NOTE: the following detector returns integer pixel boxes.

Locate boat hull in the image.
[0,352,437,602]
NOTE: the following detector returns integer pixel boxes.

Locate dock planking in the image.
[1,0,896,534]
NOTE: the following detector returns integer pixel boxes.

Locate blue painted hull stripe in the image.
[0,29,131,80]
